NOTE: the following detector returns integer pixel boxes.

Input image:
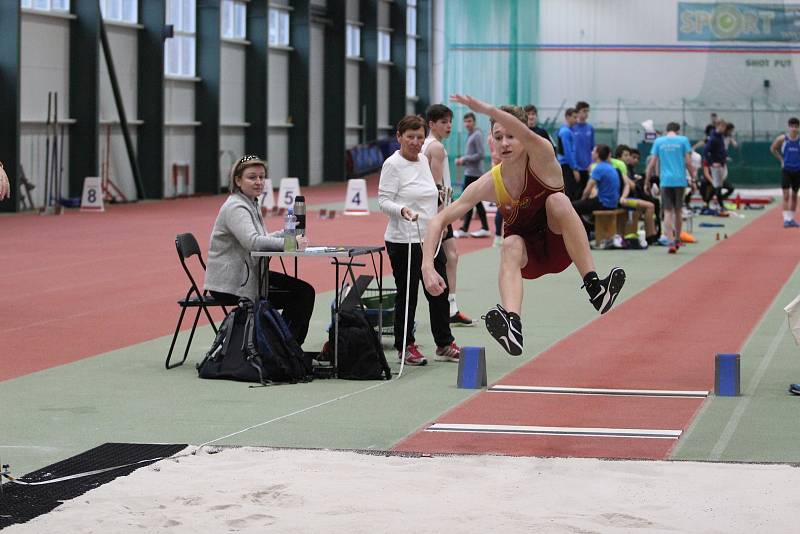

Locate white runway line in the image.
[426,423,682,439]
[490,384,709,398]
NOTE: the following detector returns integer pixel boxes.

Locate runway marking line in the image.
[489,384,709,398]
[426,423,682,439]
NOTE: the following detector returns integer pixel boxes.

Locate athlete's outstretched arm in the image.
[422,173,495,296]
[450,94,555,164]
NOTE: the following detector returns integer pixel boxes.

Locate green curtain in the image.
[443,0,541,181]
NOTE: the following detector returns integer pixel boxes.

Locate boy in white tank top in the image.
[422,104,475,326]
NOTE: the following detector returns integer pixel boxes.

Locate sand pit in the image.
[5,446,800,533]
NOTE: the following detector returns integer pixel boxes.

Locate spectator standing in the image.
[421,104,474,326]
[704,120,729,214]
[770,117,800,228]
[0,161,10,201]
[645,122,694,253]
[524,104,556,151]
[455,112,489,238]
[557,108,580,200]
[379,114,462,365]
[571,101,595,197]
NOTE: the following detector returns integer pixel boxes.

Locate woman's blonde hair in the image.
[229,155,268,193]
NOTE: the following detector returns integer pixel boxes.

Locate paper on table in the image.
[304,246,348,254]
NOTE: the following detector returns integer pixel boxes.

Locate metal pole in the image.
[751,98,756,141]
[99,15,145,200]
[681,98,686,133]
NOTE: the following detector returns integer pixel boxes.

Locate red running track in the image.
[1,178,494,381]
[394,206,800,459]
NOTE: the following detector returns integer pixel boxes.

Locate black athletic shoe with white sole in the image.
[587,267,626,314]
[482,304,523,356]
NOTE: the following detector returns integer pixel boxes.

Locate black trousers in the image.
[562,164,579,200]
[571,197,616,235]
[386,241,454,351]
[210,270,315,345]
[700,179,735,206]
[460,175,489,231]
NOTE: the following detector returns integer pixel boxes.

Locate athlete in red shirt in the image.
[422,95,625,356]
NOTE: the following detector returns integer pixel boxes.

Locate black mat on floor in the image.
[0,442,186,529]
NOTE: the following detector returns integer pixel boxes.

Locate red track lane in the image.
[394,206,800,459]
[1,180,493,381]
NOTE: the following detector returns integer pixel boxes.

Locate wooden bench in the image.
[592,208,642,246]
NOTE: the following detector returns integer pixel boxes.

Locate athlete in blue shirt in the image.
[557,108,579,200]
[645,122,693,253]
[571,144,621,236]
[571,101,595,198]
[770,117,800,228]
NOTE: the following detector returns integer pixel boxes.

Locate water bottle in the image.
[283,208,297,252]
[294,195,306,237]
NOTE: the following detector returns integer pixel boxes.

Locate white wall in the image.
[268,49,290,183]
[164,79,196,196]
[19,11,72,207]
[220,41,247,190]
[99,23,140,201]
[308,22,325,184]
[345,0,362,148]
[377,0,392,135]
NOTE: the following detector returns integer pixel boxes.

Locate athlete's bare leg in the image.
[663,209,676,241]
[544,192,594,277]
[783,188,798,212]
[499,235,526,314]
[443,238,458,298]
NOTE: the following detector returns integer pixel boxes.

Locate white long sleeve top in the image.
[378,150,438,243]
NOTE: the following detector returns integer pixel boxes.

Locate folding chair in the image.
[165,233,229,369]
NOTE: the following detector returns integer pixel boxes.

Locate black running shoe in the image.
[481,304,523,356]
[587,267,626,314]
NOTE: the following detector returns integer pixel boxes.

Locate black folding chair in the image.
[165,233,229,369]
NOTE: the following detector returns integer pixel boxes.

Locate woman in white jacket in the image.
[378,116,460,366]
[204,155,315,346]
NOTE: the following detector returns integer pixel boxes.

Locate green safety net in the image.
[442,0,541,191]
[439,0,800,186]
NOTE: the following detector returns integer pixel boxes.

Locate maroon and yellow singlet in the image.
[492,158,572,279]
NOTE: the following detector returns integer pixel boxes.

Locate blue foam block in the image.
[715,353,740,396]
[457,346,487,389]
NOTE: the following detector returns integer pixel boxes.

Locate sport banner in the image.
[678,3,800,41]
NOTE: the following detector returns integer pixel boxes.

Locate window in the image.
[406,1,417,35]
[406,1,417,97]
[378,30,391,62]
[346,23,361,58]
[165,0,196,77]
[268,8,290,47]
[100,0,137,24]
[22,0,70,11]
[222,0,246,40]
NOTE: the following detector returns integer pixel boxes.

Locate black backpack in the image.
[327,307,392,380]
[253,298,311,383]
[197,299,311,385]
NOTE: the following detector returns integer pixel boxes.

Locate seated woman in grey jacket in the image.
[204,155,315,346]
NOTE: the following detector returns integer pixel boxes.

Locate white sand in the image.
[6,447,800,533]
